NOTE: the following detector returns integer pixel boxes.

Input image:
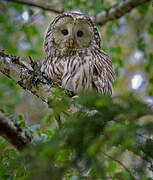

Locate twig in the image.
[93,0,151,25]
[103,152,137,180]
[6,0,64,14]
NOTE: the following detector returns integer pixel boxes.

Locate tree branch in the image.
[0,112,32,150]
[5,0,151,26]
[6,0,64,14]
[0,51,62,148]
[93,0,151,25]
[0,51,54,103]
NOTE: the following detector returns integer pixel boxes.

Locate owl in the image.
[41,12,114,95]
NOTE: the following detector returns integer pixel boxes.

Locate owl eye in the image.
[61,29,68,35]
[77,30,83,37]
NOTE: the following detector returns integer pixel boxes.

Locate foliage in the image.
[0,92,153,179]
[0,0,153,180]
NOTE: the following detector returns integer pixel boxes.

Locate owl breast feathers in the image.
[41,12,114,95]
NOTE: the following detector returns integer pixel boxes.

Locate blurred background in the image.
[0,0,153,125]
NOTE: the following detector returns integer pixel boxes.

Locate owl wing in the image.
[92,50,114,95]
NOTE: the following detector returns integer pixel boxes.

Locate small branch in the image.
[103,152,136,180]
[6,0,64,14]
[93,0,151,25]
[5,0,151,26]
[0,112,32,150]
[0,51,54,103]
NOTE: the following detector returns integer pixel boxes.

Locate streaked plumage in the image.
[41,12,114,95]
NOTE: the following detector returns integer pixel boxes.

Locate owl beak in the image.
[65,39,74,48]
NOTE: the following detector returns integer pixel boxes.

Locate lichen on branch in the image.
[0,51,54,103]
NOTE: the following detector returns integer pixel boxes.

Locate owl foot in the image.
[65,89,76,97]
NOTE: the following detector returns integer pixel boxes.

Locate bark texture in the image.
[0,112,32,150]
[6,0,63,13]
[93,0,151,25]
[0,51,54,103]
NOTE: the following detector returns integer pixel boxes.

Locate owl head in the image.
[44,12,101,56]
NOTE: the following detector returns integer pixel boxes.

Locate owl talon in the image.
[65,90,75,97]
[28,56,41,72]
[42,72,53,84]
[29,56,34,66]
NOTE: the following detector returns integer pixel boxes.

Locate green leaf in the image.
[108,162,116,172]
[110,46,122,54]
[149,77,153,84]
[44,129,53,137]
[138,2,150,16]
[137,37,145,51]
[10,2,23,12]
[148,22,153,35]
[28,9,34,16]
[0,138,8,150]
[44,113,53,124]
[18,114,23,121]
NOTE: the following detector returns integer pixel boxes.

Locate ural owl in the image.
[41,12,114,95]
